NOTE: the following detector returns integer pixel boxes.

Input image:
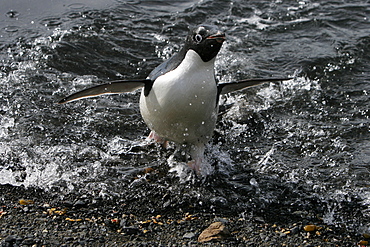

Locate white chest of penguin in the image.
[140,49,218,144]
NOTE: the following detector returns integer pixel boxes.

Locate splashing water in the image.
[0,0,369,233]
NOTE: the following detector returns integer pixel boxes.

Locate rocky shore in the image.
[0,183,368,246]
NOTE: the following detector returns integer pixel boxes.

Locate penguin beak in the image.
[207,31,226,43]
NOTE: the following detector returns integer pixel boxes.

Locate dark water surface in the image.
[1,0,369,233]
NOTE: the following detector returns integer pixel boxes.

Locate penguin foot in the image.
[187,158,202,174]
[147,131,168,148]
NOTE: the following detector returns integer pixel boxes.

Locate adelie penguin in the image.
[58,24,291,174]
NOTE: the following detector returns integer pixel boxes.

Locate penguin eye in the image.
[194,34,203,43]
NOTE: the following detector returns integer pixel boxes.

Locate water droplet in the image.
[250,178,259,187]
[4,26,19,33]
[6,10,19,18]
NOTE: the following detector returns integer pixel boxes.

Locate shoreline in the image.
[0,184,366,246]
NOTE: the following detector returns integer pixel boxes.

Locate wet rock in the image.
[209,196,228,208]
[21,238,36,245]
[129,177,148,187]
[303,224,319,232]
[183,232,196,239]
[214,217,229,224]
[62,200,74,208]
[78,240,87,246]
[64,236,74,242]
[358,240,369,246]
[74,200,87,208]
[19,199,34,205]
[4,235,17,243]
[91,197,103,207]
[290,226,300,235]
[121,226,141,235]
[79,224,88,230]
[254,216,265,223]
[198,222,231,243]
[2,235,23,246]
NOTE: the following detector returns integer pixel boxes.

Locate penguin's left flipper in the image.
[218,77,292,95]
[58,79,151,104]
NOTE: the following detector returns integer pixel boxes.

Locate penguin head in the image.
[185,24,226,62]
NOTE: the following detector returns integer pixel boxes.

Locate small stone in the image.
[198,222,231,243]
[214,217,229,224]
[254,217,265,223]
[183,232,196,239]
[64,237,74,242]
[79,224,88,230]
[4,235,17,243]
[22,238,36,245]
[19,199,34,205]
[364,233,370,239]
[358,240,369,246]
[91,197,103,207]
[303,224,317,232]
[209,196,228,207]
[290,226,300,234]
[74,200,87,208]
[62,201,74,207]
[121,226,140,235]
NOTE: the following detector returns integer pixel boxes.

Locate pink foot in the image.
[187,158,202,174]
[187,143,206,174]
[147,131,168,148]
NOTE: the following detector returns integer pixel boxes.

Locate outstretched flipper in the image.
[58,79,152,104]
[218,77,292,95]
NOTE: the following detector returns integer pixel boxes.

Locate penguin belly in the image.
[139,50,218,146]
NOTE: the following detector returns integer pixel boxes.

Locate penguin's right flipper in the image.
[218,77,292,95]
[58,79,151,104]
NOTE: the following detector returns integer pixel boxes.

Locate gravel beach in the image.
[1,182,367,247]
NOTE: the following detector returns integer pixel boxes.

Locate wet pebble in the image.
[303,224,319,232]
[74,200,88,208]
[358,240,369,246]
[64,236,74,242]
[121,226,141,235]
[209,196,228,208]
[183,232,196,239]
[19,199,34,205]
[254,217,265,223]
[3,235,23,246]
[62,200,74,208]
[21,238,36,245]
[290,226,300,235]
[214,217,229,224]
[91,197,104,207]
